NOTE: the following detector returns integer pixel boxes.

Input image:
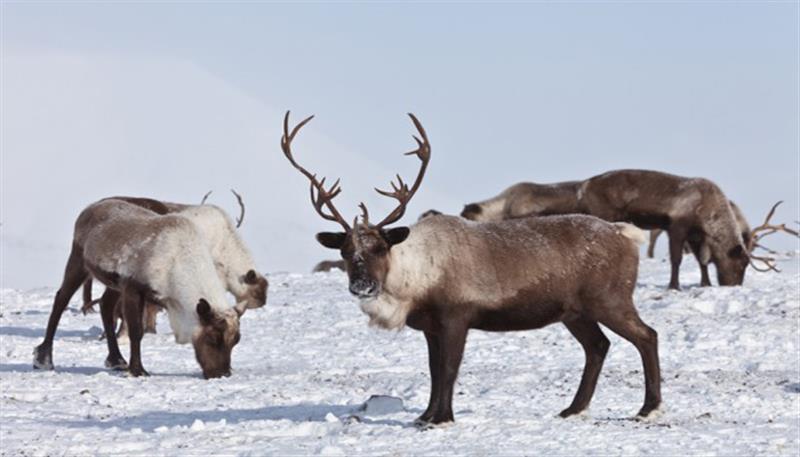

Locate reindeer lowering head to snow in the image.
[282,111,661,425]
[34,199,253,378]
[79,195,268,366]
[462,170,757,290]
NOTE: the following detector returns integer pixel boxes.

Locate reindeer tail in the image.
[614,222,647,246]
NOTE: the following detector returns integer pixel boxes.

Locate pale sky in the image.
[1,2,798,288]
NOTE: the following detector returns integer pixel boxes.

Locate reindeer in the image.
[281,111,661,425]
[33,199,254,378]
[646,200,750,286]
[462,171,752,290]
[80,193,267,344]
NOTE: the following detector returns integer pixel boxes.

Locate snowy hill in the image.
[0,49,459,289]
[1,259,798,455]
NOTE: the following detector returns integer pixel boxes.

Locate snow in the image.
[1,258,798,455]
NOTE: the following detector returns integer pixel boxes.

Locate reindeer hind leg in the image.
[597,304,661,418]
[34,244,89,370]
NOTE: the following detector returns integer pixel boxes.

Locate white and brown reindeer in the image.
[462,171,759,290]
[80,194,267,346]
[33,198,257,378]
[282,111,661,426]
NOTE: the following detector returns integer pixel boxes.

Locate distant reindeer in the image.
[312,260,345,273]
[462,171,754,290]
[282,111,661,425]
[33,199,257,378]
[646,200,751,286]
[81,193,267,341]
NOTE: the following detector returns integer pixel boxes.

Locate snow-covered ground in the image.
[1,258,798,456]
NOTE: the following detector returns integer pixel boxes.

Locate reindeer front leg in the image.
[99,289,127,370]
[415,331,442,425]
[426,322,468,426]
[667,226,687,290]
[122,288,149,377]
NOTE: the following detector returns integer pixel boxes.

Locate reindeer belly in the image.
[471,300,565,332]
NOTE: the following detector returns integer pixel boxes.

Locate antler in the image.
[747,201,800,273]
[230,189,245,228]
[200,190,213,205]
[372,113,431,229]
[281,111,351,232]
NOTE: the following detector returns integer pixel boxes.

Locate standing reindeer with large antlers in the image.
[283,111,661,426]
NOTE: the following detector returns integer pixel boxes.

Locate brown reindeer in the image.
[462,171,750,290]
[312,260,346,273]
[282,111,661,426]
[646,200,751,286]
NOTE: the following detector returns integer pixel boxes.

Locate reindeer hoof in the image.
[128,367,150,377]
[636,403,661,419]
[558,407,583,418]
[413,412,454,429]
[32,346,54,370]
[104,357,128,370]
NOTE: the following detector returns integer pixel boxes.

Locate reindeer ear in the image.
[196,298,215,325]
[383,227,410,246]
[316,232,347,249]
[244,269,258,285]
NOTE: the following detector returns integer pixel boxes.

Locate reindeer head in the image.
[192,298,246,379]
[281,111,429,300]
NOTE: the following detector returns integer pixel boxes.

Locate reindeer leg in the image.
[115,301,128,341]
[34,244,88,370]
[559,318,610,418]
[123,289,149,377]
[415,331,442,425]
[99,289,127,370]
[143,303,158,334]
[599,308,661,418]
[427,322,468,425]
[667,227,687,290]
[647,230,660,259]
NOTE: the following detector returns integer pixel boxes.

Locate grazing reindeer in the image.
[462,170,749,290]
[33,199,252,378]
[647,200,751,286]
[282,111,661,425]
[81,194,267,342]
[312,260,346,273]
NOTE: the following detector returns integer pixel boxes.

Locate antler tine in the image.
[358,202,370,226]
[373,113,431,229]
[746,200,800,274]
[281,111,351,231]
[749,200,800,249]
[200,190,213,205]
[230,189,245,228]
[749,253,781,273]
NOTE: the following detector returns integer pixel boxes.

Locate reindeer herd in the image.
[32,112,797,427]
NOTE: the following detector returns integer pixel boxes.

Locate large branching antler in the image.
[372,113,431,229]
[281,111,351,232]
[747,200,800,273]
